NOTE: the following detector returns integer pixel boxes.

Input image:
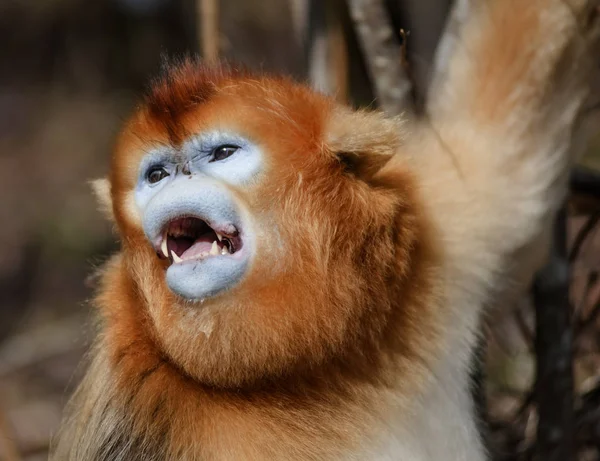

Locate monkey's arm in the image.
[412,0,599,296]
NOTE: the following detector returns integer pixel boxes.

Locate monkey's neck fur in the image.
[58,210,484,461]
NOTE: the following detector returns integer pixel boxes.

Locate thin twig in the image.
[574,272,599,336]
[198,0,219,62]
[399,29,409,68]
[514,307,535,354]
[571,167,600,200]
[569,210,600,262]
[533,207,575,461]
[307,0,348,102]
[578,300,600,336]
[392,0,453,110]
[345,0,414,116]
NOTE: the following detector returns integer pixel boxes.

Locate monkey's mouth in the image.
[156,217,242,265]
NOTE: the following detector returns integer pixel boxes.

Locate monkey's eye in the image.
[210,145,239,162]
[147,166,170,184]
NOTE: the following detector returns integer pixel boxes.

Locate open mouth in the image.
[157,217,242,264]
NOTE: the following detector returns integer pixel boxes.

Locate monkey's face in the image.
[134,132,258,301]
[105,63,412,386]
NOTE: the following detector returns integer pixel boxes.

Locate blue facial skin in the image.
[134,131,261,301]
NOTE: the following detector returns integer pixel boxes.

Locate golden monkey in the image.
[52,0,600,459]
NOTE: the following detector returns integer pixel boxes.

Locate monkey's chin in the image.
[165,253,249,300]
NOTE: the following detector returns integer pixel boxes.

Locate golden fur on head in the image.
[102,58,434,389]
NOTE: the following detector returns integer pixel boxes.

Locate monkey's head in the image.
[97,61,423,388]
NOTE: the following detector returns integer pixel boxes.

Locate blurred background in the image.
[0,1,599,460]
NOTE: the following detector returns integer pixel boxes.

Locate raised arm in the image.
[412,0,599,295]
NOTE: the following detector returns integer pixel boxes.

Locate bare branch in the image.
[198,0,219,62]
[534,207,575,461]
[389,0,452,110]
[346,0,414,116]
[307,0,349,102]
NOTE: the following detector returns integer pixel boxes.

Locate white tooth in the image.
[216,233,223,242]
[221,246,230,255]
[210,241,219,256]
[171,250,182,263]
[161,236,169,258]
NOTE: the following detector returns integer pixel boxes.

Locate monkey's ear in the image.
[90,177,114,221]
[327,107,403,181]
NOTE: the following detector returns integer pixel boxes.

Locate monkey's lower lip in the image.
[156,216,243,264]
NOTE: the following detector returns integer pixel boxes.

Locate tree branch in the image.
[533,207,575,461]
[198,0,219,62]
[306,0,349,102]
[346,0,414,116]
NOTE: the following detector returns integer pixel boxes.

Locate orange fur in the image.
[53,59,440,460]
[51,1,600,458]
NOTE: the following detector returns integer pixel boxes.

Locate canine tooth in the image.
[210,241,219,255]
[216,233,223,242]
[221,246,230,255]
[161,237,169,258]
[171,250,183,263]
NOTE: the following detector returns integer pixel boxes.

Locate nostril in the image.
[182,163,191,176]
